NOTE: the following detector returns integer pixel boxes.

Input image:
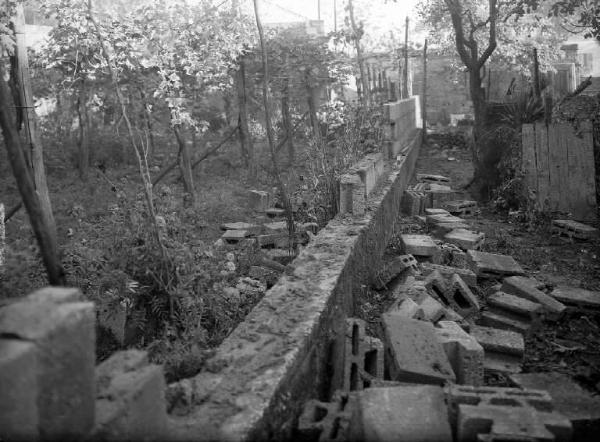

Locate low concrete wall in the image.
[383,97,420,158]
[170,136,422,440]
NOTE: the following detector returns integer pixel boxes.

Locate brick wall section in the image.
[383,97,419,158]
[169,129,422,440]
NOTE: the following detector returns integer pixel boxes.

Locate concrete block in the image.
[426,213,465,226]
[342,318,384,391]
[424,269,449,302]
[94,350,167,441]
[0,295,95,439]
[425,208,450,215]
[382,314,455,384]
[449,384,554,410]
[298,390,357,442]
[443,200,478,216]
[408,284,447,322]
[0,339,38,441]
[266,207,286,217]
[445,274,480,318]
[421,263,478,287]
[432,222,471,238]
[386,296,426,320]
[25,286,84,304]
[510,372,600,440]
[469,325,524,357]
[340,173,365,215]
[479,310,531,335]
[502,276,566,320]
[427,187,458,209]
[264,248,293,265]
[264,221,288,232]
[401,234,440,257]
[444,229,484,251]
[488,291,543,320]
[551,219,598,240]
[355,386,452,442]
[372,254,419,289]
[402,190,425,216]
[435,321,484,386]
[248,190,269,212]
[417,173,450,184]
[467,251,525,279]
[550,286,600,310]
[222,229,249,244]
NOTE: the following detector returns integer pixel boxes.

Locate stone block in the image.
[443,200,478,216]
[248,190,270,212]
[298,390,357,442]
[342,318,384,391]
[264,221,288,232]
[417,173,450,184]
[222,229,249,244]
[372,254,419,290]
[509,372,600,440]
[94,350,167,441]
[400,234,440,257]
[382,314,455,384]
[435,321,484,386]
[488,291,543,320]
[502,276,566,320]
[470,325,524,357]
[408,285,447,322]
[426,213,465,226]
[550,286,600,310]
[467,251,525,279]
[386,296,426,320]
[402,190,425,216]
[97,299,128,345]
[266,207,286,217]
[340,174,366,215]
[425,208,450,215]
[421,263,478,287]
[432,222,471,238]
[220,222,262,235]
[355,386,452,442]
[445,274,480,318]
[25,286,84,304]
[444,229,484,251]
[424,269,449,302]
[0,339,38,441]
[0,294,95,440]
[448,384,554,410]
[551,219,598,240]
[265,249,293,265]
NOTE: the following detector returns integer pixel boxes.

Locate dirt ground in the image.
[358,130,600,395]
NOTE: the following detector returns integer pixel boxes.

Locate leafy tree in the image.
[548,0,600,39]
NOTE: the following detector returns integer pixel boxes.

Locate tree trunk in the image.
[347,0,369,107]
[306,72,322,146]
[173,126,195,206]
[77,80,90,180]
[0,64,66,285]
[139,87,156,158]
[236,58,255,177]
[14,4,59,252]
[281,76,294,164]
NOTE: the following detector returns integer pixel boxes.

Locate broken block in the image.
[266,207,286,218]
[400,234,440,258]
[444,274,480,318]
[0,290,95,439]
[372,254,419,290]
[94,350,167,441]
[340,173,365,215]
[488,291,543,321]
[0,339,38,441]
[220,222,261,235]
[425,208,450,216]
[355,386,453,442]
[467,251,525,279]
[479,310,531,335]
[435,321,484,386]
[444,229,484,251]
[248,190,269,212]
[551,219,598,240]
[502,276,566,320]
[264,221,288,232]
[402,190,427,216]
[443,200,478,216]
[298,390,357,442]
[342,318,384,391]
[408,283,447,322]
[417,173,450,184]
[550,286,600,310]
[421,263,478,287]
[382,314,455,384]
[426,213,465,226]
[470,325,524,374]
[510,372,600,440]
[424,269,449,302]
[222,229,250,244]
[448,385,572,442]
[386,296,426,320]
[432,222,471,238]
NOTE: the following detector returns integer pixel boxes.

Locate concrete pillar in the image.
[0,288,95,440]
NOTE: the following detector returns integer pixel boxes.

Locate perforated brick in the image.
[435,321,484,386]
[297,390,358,442]
[342,318,384,391]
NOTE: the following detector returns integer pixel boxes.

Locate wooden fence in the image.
[522,122,597,220]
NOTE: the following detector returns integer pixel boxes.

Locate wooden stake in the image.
[422,39,428,143]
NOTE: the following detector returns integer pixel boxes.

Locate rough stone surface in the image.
[502,276,566,320]
[444,228,484,251]
[167,133,422,441]
[401,234,440,257]
[355,386,452,442]
[95,350,167,441]
[421,263,478,287]
[467,251,525,278]
[0,292,95,439]
[510,372,600,440]
[435,321,484,386]
[382,314,455,384]
[0,339,38,440]
[550,286,600,310]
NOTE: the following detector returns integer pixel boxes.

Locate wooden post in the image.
[422,39,428,144]
[348,0,369,106]
[14,4,59,253]
[533,48,541,99]
[403,16,409,98]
